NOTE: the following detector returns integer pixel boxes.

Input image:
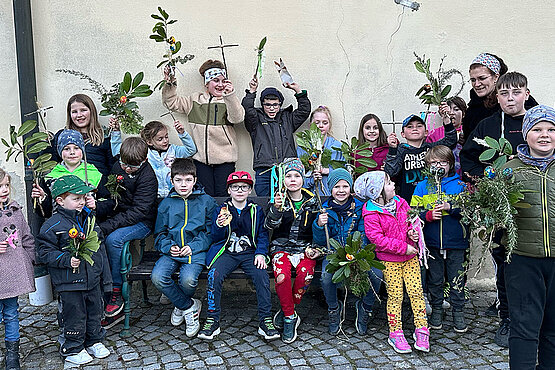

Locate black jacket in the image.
[36,206,112,293]
[96,161,158,236]
[242,90,311,169]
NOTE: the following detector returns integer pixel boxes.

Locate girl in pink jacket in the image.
[355,171,429,354]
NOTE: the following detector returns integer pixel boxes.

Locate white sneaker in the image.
[86,342,110,359]
[65,348,93,365]
[171,307,185,326]
[424,295,432,316]
[183,298,202,337]
[160,294,171,305]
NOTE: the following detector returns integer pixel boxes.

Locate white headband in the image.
[204,68,227,84]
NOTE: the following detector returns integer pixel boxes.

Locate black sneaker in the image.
[494,319,510,348]
[197,318,220,340]
[282,313,300,344]
[328,302,342,336]
[258,317,280,340]
[355,300,371,335]
[105,290,124,318]
[485,300,499,317]
[273,310,284,331]
[101,311,125,330]
[429,308,443,330]
[452,310,467,333]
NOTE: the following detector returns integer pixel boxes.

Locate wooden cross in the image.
[207,35,239,79]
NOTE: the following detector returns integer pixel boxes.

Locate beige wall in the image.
[3,0,555,177]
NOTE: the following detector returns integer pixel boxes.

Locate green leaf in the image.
[356,157,377,168]
[355,166,367,174]
[132,72,144,89]
[27,141,49,154]
[151,14,164,21]
[132,90,153,98]
[17,120,37,137]
[99,109,110,116]
[1,138,9,148]
[344,265,351,278]
[484,136,500,150]
[160,8,169,19]
[156,26,167,38]
[33,153,52,166]
[81,254,94,266]
[440,84,452,98]
[479,148,497,162]
[499,138,513,155]
[9,126,17,145]
[414,61,425,73]
[122,72,132,93]
[150,35,165,42]
[258,36,267,50]
[154,80,166,90]
[173,41,181,54]
[167,19,177,25]
[157,60,168,68]
[492,155,507,168]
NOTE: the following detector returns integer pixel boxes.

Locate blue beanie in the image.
[327,168,353,192]
[260,87,284,105]
[522,105,555,139]
[57,129,85,157]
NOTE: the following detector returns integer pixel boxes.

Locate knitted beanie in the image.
[57,129,85,157]
[522,105,555,139]
[283,158,305,178]
[327,168,353,193]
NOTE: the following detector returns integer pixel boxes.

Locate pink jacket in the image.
[363,196,415,263]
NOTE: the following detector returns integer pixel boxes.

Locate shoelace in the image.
[264,318,276,330]
[415,330,429,343]
[202,318,215,330]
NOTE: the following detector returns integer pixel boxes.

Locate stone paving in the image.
[2,281,508,369]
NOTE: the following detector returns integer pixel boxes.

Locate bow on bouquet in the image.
[65,216,101,273]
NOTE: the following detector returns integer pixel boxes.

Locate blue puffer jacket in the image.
[410,173,469,250]
[312,196,367,250]
[154,186,218,265]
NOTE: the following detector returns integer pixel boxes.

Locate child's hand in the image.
[305,247,321,259]
[387,132,399,148]
[248,77,258,93]
[70,257,81,268]
[408,229,419,243]
[163,65,176,83]
[254,255,267,270]
[0,241,8,254]
[317,212,328,226]
[405,245,418,255]
[174,120,185,134]
[31,183,45,200]
[285,82,301,94]
[313,169,323,181]
[170,245,181,257]
[109,117,120,132]
[223,80,234,95]
[180,245,192,256]
[438,201,451,211]
[273,193,284,209]
[438,102,452,124]
[85,194,96,210]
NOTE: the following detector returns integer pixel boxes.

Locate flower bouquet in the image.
[65,216,101,273]
[414,53,465,106]
[105,174,126,210]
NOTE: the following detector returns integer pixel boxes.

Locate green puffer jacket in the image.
[504,158,555,258]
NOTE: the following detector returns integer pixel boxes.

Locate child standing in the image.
[198,171,279,340]
[360,171,430,353]
[297,106,345,196]
[36,175,112,365]
[242,77,311,196]
[410,146,469,333]
[355,113,389,172]
[264,158,319,343]
[385,115,457,202]
[313,168,383,335]
[503,105,555,369]
[151,158,217,337]
[0,169,35,370]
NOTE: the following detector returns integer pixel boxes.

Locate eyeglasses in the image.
[229,184,250,192]
[262,103,280,108]
[429,160,449,166]
[119,160,142,170]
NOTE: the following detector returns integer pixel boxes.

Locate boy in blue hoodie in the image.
[198,171,279,341]
[151,158,217,338]
[410,145,469,333]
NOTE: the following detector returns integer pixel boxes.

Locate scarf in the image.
[517,144,555,172]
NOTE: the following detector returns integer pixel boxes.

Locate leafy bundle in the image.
[65,216,101,271]
[336,137,377,177]
[414,53,464,106]
[105,174,126,209]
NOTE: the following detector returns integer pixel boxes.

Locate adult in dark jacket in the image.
[242,77,311,196]
[96,137,158,318]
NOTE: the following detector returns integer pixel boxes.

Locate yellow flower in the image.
[68,228,78,239]
[346,254,354,261]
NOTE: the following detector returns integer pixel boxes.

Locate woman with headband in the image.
[162,60,245,197]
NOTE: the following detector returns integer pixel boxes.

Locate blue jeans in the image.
[0,297,19,341]
[105,222,152,287]
[254,168,271,197]
[207,252,272,322]
[321,258,383,311]
[151,255,204,310]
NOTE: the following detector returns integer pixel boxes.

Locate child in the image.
[313,168,383,336]
[198,171,279,340]
[297,106,345,196]
[242,77,311,196]
[503,105,555,368]
[31,129,101,218]
[36,175,112,365]
[426,97,466,176]
[460,71,535,347]
[151,158,217,337]
[385,114,456,202]
[0,169,35,369]
[355,113,389,171]
[264,158,320,343]
[96,137,158,319]
[359,171,430,353]
[410,146,469,333]
[111,119,196,199]
[162,60,245,197]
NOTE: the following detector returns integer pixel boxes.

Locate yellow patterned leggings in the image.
[382,256,428,332]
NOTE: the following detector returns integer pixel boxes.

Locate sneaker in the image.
[282,313,301,344]
[328,302,342,336]
[494,318,510,348]
[65,348,93,365]
[171,307,185,326]
[388,330,412,353]
[429,308,443,330]
[86,342,110,359]
[258,317,280,340]
[183,298,202,337]
[273,310,285,331]
[159,294,171,305]
[413,326,430,352]
[452,310,468,333]
[485,300,499,317]
[197,317,220,340]
[105,288,124,317]
[355,300,372,335]
[424,295,432,316]
[101,311,125,329]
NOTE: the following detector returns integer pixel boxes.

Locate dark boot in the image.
[5,340,20,370]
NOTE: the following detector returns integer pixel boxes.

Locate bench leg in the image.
[120,241,132,338]
[141,280,151,306]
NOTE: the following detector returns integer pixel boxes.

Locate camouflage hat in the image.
[51,175,94,198]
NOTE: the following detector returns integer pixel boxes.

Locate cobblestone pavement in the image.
[2,281,508,369]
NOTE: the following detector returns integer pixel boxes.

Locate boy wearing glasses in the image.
[97,137,158,321]
[242,77,311,196]
[198,171,279,340]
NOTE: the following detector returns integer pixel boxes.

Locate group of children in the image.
[0,53,553,369]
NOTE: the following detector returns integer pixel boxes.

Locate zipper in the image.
[222,125,232,145]
[205,95,213,164]
[541,173,549,257]
[180,198,189,250]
